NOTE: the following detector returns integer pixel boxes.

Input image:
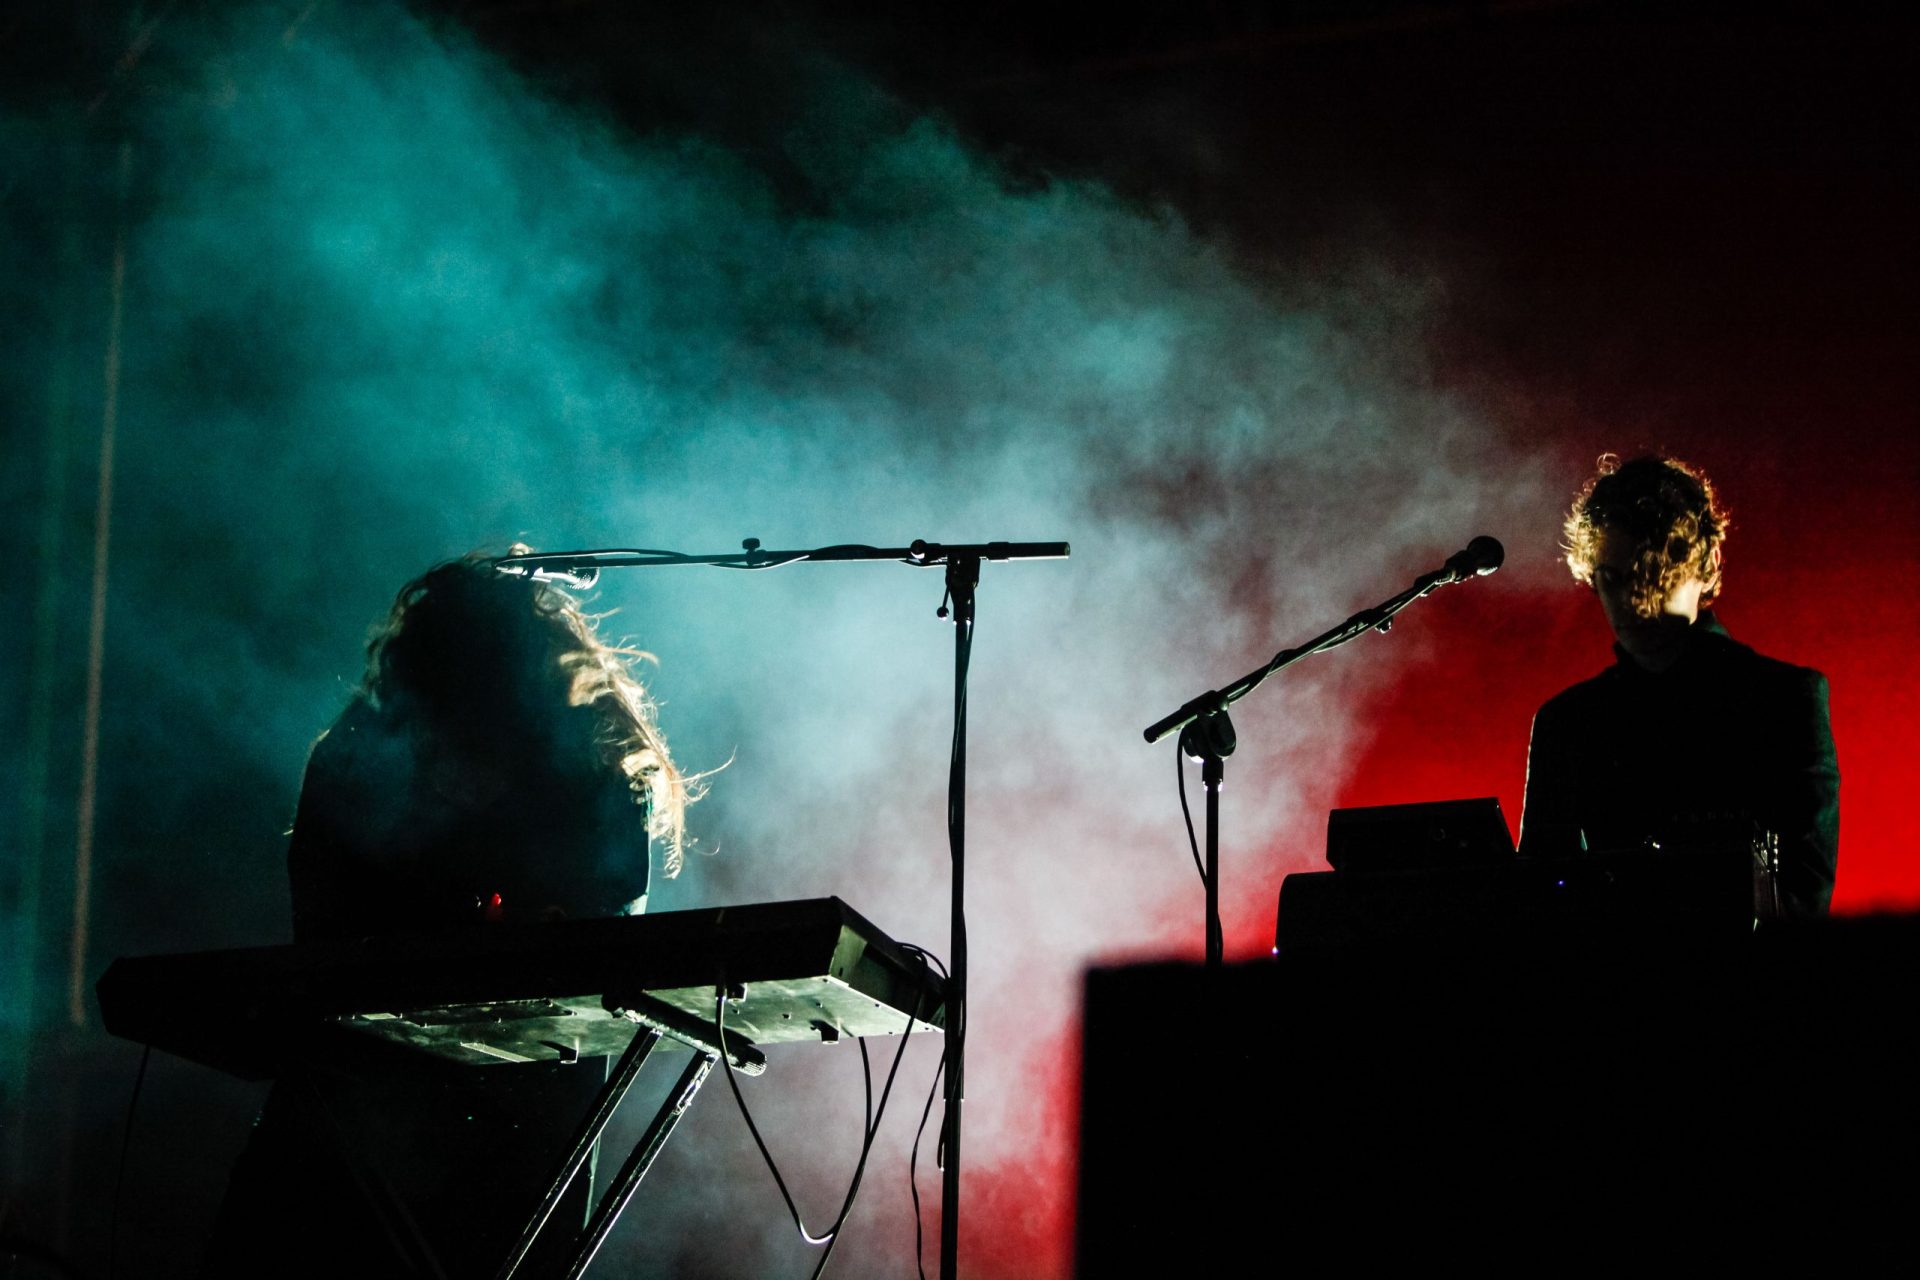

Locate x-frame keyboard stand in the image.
[498,1007,766,1280]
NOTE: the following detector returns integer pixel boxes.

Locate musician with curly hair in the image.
[1519,456,1840,915]
[205,549,697,1277]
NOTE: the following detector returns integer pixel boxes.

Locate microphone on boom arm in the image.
[1436,536,1505,585]
[496,560,602,590]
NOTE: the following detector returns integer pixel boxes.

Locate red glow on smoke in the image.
[1327,449,1920,919]
[964,1026,1080,1280]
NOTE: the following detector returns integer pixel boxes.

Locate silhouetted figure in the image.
[1520,455,1839,914]
[204,550,694,1277]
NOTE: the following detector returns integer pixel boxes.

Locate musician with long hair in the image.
[289,547,692,940]
[205,548,697,1277]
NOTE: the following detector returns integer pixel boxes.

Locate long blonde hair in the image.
[362,547,696,874]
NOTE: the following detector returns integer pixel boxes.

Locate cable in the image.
[109,1044,151,1280]
[802,1037,872,1280]
[897,945,950,1280]
[715,986,831,1245]
[1177,738,1206,888]
[715,981,923,1272]
[909,1054,946,1280]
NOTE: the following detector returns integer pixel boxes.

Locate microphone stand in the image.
[939,554,974,1280]
[500,538,1069,1280]
[1142,560,1478,971]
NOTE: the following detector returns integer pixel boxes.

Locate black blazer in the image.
[1521,613,1840,916]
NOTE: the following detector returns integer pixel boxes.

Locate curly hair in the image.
[1563,454,1728,619]
[362,546,696,874]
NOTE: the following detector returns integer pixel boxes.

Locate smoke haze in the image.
[4,3,1559,1275]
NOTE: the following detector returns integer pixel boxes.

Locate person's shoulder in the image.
[1704,628,1829,695]
[307,693,370,751]
[1536,665,1617,722]
[303,694,411,783]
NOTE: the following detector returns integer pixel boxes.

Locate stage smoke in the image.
[1,4,1556,1275]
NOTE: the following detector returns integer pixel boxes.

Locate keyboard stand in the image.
[499,1001,767,1279]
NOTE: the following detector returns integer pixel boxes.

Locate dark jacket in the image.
[290,694,651,941]
[1520,613,1840,916]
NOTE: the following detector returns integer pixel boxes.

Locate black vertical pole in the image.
[1178,711,1235,971]
[1204,756,1223,969]
[940,555,977,1280]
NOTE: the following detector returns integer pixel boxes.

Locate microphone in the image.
[535,565,601,590]
[1437,536,1505,584]
[495,560,601,590]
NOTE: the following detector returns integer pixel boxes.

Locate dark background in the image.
[5,3,1916,1276]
